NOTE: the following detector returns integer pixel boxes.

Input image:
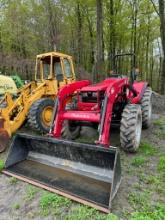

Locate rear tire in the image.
[62,121,81,140]
[28,98,54,133]
[120,104,142,152]
[141,87,152,129]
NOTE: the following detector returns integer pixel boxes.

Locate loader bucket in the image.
[3,133,121,213]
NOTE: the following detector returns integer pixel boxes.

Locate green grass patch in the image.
[156,130,165,138]
[128,190,151,208]
[25,185,38,201]
[0,159,4,171]
[12,203,20,210]
[153,116,165,128]
[9,177,18,185]
[39,192,71,216]
[65,205,119,220]
[145,175,160,185]
[156,185,165,195]
[131,156,146,167]
[139,141,157,156]
[157,156,165,172]
[130,203,165,220]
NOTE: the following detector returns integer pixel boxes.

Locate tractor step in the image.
[3,133,121,212]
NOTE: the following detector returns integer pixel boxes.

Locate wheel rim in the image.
[135,114,142,148]
[41,106,53,127]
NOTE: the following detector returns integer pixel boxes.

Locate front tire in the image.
[141,87,152,129]
[62,121,81,140]
[28,98,54,133]
[120,104,142,152]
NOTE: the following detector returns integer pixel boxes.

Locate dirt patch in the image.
[152,92,165,114]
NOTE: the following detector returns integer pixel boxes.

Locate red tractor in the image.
[51,56,152,153]
[3,54,152,212]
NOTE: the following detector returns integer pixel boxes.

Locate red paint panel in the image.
[60,111,100,122]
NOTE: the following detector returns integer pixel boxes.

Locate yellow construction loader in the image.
[0,51,76,152]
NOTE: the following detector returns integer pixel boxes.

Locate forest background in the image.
[0,0,165,94]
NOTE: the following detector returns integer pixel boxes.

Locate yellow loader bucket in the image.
[3,133,121,213]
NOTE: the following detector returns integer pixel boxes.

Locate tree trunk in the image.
[95,0,104,81]
[45,0,59,51]
[76,1,83,65]
[108,0,116,70]
[145,16,151,81]
[85,6,94,71]
[159,0,165,94]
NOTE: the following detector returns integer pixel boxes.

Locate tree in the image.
[95,0,104,81]
[150,0,165,93]
[158,0,165,93]
[0,0,162,93]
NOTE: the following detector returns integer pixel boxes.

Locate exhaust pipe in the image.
[3,133,121,212]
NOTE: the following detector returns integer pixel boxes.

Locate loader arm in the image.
[0,82,47,137]
[98,79,129,146]
[51,80,91,137]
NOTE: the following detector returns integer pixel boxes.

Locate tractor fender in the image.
[131,82,148,104]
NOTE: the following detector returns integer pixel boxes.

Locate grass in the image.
[130,203,165,220]
[128,190,151,209]
[39,192,120,219]
[157,155,165,172]
[156,130,165,138]
[153,116,165,128]
[65,205,119,220]
[12,203,20,210]
[39,192,71,216]
[139,141,157,156]
[25,185,38,201]
[0,159,4,171]
[131,156,146,167]
[144,175,160,185]
[9,177,18,185]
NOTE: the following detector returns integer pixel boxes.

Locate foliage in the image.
[9,177,18,185]
[153,116,165,128]
[12,203,20,210]
[158,155,165,172]
[0,159,4,171]
[25,185,38,201]
[139,141,157,156]
[65,205,119,220]
[130,203,165,220]
[128,190,151,208]
[39,192,71,216]
[0,0,162,92]
[131,156,146,167]
[156,130,165,138]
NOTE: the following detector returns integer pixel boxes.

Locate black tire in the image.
[141,87,152,129]
[120,104,142,152]
[28,98,54,133]
[62,121,81,140]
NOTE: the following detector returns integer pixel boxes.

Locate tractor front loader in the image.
[3,54,152,212]
[0,52,76,152]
